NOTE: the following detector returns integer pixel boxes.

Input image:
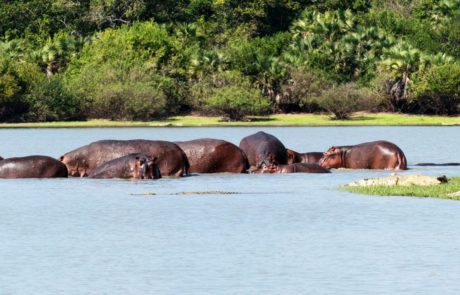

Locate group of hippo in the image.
[0,131,413,179]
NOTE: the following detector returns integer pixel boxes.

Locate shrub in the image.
[193,70,271,121]
[207,86,271,121]
[24,75,82,122]
[64,21,184,120]
[0,58,42,121]
[280,67,331,112]
[316,83,380,119]
[412,63,460,115]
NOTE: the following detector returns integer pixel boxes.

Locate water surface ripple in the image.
[0,127,459,294]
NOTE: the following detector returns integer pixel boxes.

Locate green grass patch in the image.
[344,177,460,200]
[0,113,458,128]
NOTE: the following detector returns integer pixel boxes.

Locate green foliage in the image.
[412,63,460,115]
[193,71,271,120]
[279,67,330,112]
[316,83,380,119]
[207,86,271,121]
[0,55,43,121]
[289,9,395,83]
[1,1,460,122]
[64,21,184,120]
[24,75,82,121]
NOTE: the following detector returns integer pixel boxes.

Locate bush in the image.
[64,21,185,120]
[207,86,271,121]
[280,67,331,112]
[24,75,83,121]
[412,64,460,115]
[0,58,42,121]
[316,83,380,119]
[192,70,271,120]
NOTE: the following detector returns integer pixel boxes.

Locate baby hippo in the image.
[252,162,330,174]
[89,153,161,179]
[0,155,68,178]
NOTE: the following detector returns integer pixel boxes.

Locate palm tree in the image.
[380,42,427,108]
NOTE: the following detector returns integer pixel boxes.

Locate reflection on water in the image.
[0,127,459,294]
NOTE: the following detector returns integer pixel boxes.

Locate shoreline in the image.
[0,113,459,128]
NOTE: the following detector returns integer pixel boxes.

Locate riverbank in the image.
[344,177,460,200]
[0,113,459,128]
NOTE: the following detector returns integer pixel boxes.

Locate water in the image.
[1,127,459,294]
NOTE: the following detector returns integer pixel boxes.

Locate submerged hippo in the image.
[252,162,330,174]
[175,138,249,173]
[239,131,287,169]
[320,140,407,170]
[0,155,68,178]
[415,163,460,166]
[89,153,161,179]
[286,149,323,164]
[61,140,189,177]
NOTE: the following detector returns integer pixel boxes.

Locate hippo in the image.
[252,162,331,174]
[60,140,189,177]
[320,140,407,170]
[286,149,323,164]
[239,131,287,169]
[0,156,3,161]
[175,138,249,173]
[0,155,68,178]
[89,153,161,179]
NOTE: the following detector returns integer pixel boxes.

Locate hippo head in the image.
[132,156,149,179]
[249,161,278,174]
[146,157,161,179]
[319,147,343,168]
[255,152,278,170]
[60,155,88,177]
[132,156,161,179]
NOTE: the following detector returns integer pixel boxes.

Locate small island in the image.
[343,175,460,200]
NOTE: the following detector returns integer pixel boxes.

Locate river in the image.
[1,127,459,294]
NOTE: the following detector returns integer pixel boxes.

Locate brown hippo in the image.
[286,149,323,164]
[0,155,68,178]
[60,140,189,177]
[239,131,287,169]
[320,140,407,170]
[89,153,161,179]
[175,139,249,173]
[252,162,330,174]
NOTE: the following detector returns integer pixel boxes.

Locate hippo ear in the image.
[60,156,64,161]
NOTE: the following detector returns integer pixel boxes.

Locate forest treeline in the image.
[0,0,459,122]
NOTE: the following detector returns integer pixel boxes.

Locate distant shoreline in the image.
[0,113,459,128]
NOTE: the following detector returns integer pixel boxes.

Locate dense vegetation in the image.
[1,0,459,122]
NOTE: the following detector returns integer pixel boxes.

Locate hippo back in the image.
[347,140,407,170]
[321,140,407,170]
[176,138,248,173]
[0,156,68,178]
[61,140,189,177]
[239,131,287,168]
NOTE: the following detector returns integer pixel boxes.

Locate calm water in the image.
[1,127,459,294]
